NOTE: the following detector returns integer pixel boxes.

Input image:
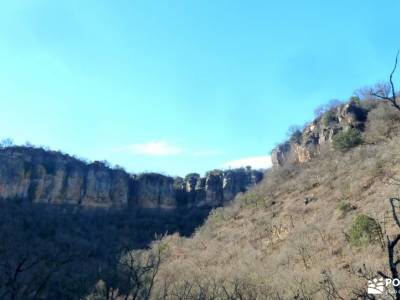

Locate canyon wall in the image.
[0,146,263,210]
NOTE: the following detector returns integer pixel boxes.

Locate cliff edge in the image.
[0,146,263,211]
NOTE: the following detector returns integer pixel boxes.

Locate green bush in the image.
[348,214,381,247]
[349,96,361,106]
[322,110,337,126]
[290,130,302,144]
[333,128,363,152]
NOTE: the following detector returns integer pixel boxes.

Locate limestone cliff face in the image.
[131,173,176,209]
[173,168,263,208]
[0,147,263,210]
[0,147,130,207]
[271,100,368,168]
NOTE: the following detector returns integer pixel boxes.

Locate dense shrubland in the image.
[137,94,400,299]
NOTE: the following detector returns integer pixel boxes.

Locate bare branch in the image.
[378,198,400,300]
[377,271,390,279]
[390,198,400,229]
[370,51,400,110]
[370,92,393,102]
[389,51,399,106]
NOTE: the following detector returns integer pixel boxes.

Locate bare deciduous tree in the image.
[88,239,167,300]
[0,138,14,148]
[370,52,400,110]
[319,270,345,300]
[0,248,76,300]
[377,198,400,300]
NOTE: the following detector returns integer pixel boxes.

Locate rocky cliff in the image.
[271,99,369,168]
[0,146,263,210]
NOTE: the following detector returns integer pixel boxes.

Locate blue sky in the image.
[0,0,399,176]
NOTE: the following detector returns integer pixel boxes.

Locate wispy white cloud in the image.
[222,155,272,170]
[116,141,183,156]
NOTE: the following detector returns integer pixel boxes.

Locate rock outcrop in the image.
[131,173,176,209]
[271,100,369,168]
[173,168,263,208]
[0,146,263,211]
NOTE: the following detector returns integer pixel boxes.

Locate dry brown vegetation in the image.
[132,101,400,299]
[4,95,400,299]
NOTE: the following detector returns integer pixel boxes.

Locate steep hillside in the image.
[137,99,400,299]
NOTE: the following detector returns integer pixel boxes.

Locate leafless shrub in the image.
[364,103,400,143]
[87,238,167,300]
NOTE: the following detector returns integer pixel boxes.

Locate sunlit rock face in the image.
[271,101,369,169]
[0,147,264,210]
[0,147,131,207]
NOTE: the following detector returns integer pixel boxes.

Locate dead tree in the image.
[370,51,400,110]
[93,239,166,300]
[377,198,400,300]
[121,243,164,300]
[0,249,76,300]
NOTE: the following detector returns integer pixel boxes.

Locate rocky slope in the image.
[143,99,400,299]
[271,99,369,168]
[0,146,263,211]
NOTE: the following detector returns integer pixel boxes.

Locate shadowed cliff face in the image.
[0,147,263,211]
